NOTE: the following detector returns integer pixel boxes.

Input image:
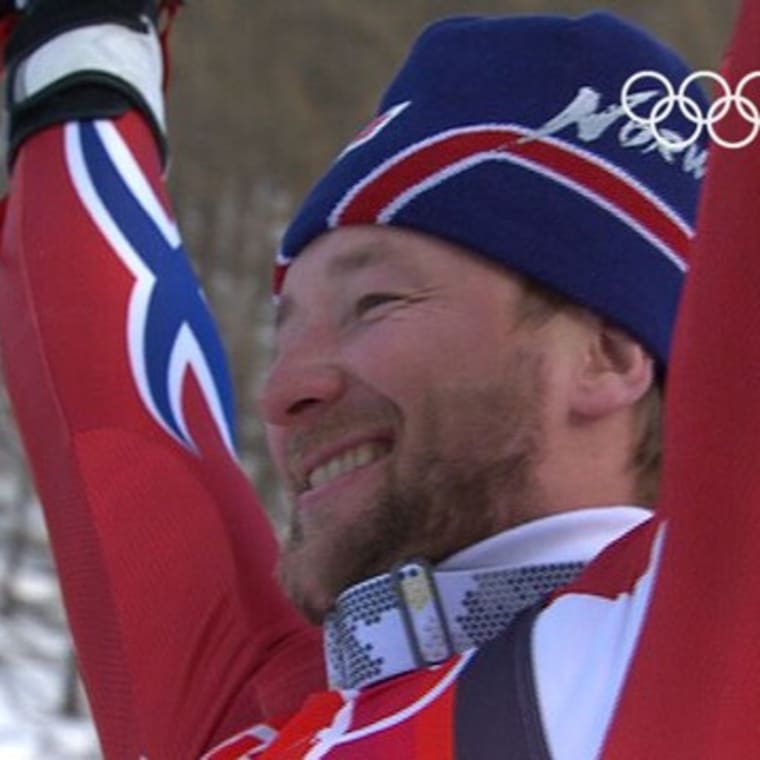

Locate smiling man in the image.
[0,2,720,758]
[252,13,708,707]
[267,226,655,623]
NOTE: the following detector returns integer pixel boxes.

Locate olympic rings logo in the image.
[620,70,760,150]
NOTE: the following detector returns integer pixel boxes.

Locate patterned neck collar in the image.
[323,506,650,690]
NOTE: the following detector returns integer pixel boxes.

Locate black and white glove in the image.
[4,1,179,165]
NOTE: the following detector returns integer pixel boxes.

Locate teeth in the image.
[306,442,388,490]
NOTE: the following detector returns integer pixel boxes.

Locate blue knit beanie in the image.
[277,12,708,366]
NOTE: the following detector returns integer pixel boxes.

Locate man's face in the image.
[260,226,563,621]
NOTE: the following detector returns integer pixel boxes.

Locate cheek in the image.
[343,325,440,410]
[343,312,515,412]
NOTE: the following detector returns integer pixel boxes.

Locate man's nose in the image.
[257,332,346,426]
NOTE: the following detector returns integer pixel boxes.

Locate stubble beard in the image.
[279,352,546,623]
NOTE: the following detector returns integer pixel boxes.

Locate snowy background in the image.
[0,390,98,758]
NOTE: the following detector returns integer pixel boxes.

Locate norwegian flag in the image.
[64,119,237,455]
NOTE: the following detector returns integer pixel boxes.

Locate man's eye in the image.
[355,293,402,316]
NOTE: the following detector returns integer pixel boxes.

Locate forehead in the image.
[284,226,434,287]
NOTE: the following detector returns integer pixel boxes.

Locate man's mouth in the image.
[306,440,391,490]
[288,431,394,495]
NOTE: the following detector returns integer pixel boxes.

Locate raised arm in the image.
[602,0,760,754]
[0,3,322,757]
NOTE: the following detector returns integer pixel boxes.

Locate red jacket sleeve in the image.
[603,1,760,755]
[0,114,323,759]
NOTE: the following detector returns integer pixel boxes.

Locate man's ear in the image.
[570,321,655,420]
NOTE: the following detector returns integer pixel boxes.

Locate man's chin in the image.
[278,497,392,622]
[277,555,326,624]
[277,543,344,624]
[278,524,403,623]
